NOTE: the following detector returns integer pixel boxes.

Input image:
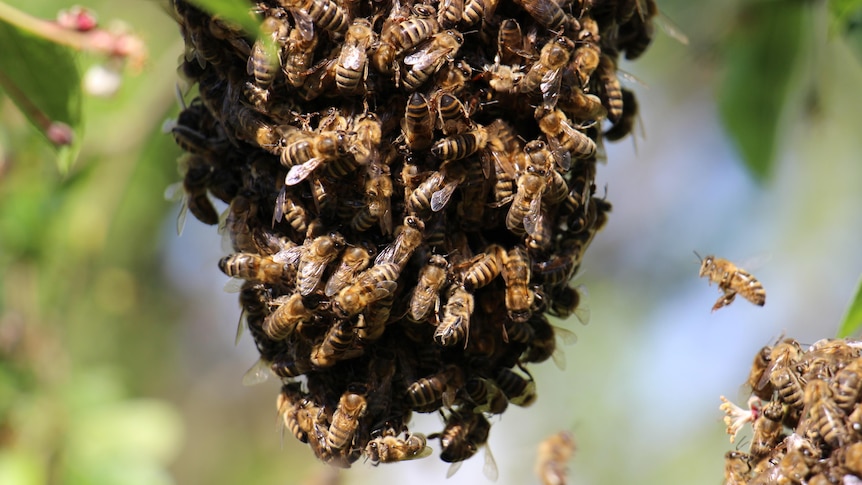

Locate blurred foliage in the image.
[838,276,862,338]
[0,0,860,484]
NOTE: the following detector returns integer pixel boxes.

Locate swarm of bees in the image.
[721,338,862,484]
[169,0,655,471]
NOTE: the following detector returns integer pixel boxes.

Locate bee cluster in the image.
[170,0,653,469]
[721,338,862,484]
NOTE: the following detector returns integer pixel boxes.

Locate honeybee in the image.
[501,246,534,322]
[218,252,293,287]
[247,14,287,89]
[271,352,313,379]
[332,262,400,318]
[327,387,368,451]
[278,383,311,443]
[757,338,802,391]
[431,124,490,162]
[434,286,474,347]
[535,431,575,485]
[495,18,525,65]
[406,365,464,412]
[402,92,435,150]
[522,314,578,370]
[232,104,283,154]
[749,399,784,460]
[435,59,472,95]
[570,19,600,87]
[409,254,450,322]
[559,89,608,123]
[375,216,425,268]
[512,0,574,32]
[484,63,524,94]
[283,26,318,88]
[695,253,766,312]
[801,379,849,449]
[234,280,270,345]
[263,293,313,340]
[746,345,774,401]
[536,108,597,166]
[401,30,464,92]
[495,367,536,406]
[748,446,812,485]
[830,357,862,412]
[272,186,309,236]
[357,290,394,341]
[605,88,639,142]
[284,132,351,186]
[460,245,504,291]
[349,113,383,166]
[334,18,376,95]
[461,0,499,27]
[723,451,751,485]
[282,232,347,296]
[436,411,497,481]
[507,140,553,237]
[549,284,591,324]
[520,36,574,110]
[324,245,374,297]
[166,154,218,234]
[372,4,440,76]
[597,55,623,123]
[462,377,508,415]
[281,0,348,37]
[435,91,471,135]
[409,163,467,217]
[365,431,432,463]
[220,192,257,253]
[771,366,805,410]
[310,319,357,368]
[436,0,464,28]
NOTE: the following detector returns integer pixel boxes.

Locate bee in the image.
[272,186,309,236]
[431,124,490,162]
[327,387,368,451]
[278,383,310,443]
[282,232,347,296]
[281,0,348,37]
[436,411,497,481]
[746,345,774,401]
[351,163,394,235]
[522,314,578,370]
[461,0,499,27]
[484,63,524,94]
[830,357,862,412]
[501,246,534,322]
[559,89,608,122]
[749,446,813,485]
[695,253,766,312]
[757,338,802,392]
[366,431,432,463]
[332,262,400,318]
[271,352,313,379]
[723,451,751,485]
[771,366,805,410]
[801,379,849,449]
[232,104,282,154]
[375,215,426,268]
[570,18,600,87]
[434,286,474,347]
[218,252,293,287]
[357,290,395,341]
[407,164,466,217]
[749,399,784,460]
[437,0,465,28]
[494,366,536,406]
[284,132,351,186]
[507,141,553,237]
[402,92,436,150]
[406,365,464,412]
[549,284,591,324]
[283,26,318,88]
[220,192,258,253]
[349,113,383,166]
[310,319,357,368]
[167,154,218,233]
[263,293,313,340]
[462,377,508,415]
[435,91,471,136]
[536,108,597,166]
[247,14,288,89]
[334,18,376,95]
[460,245,504,291]
[372,4,440,75]
[435,59,472,95]
[535,431,575,485]
[234,281,270,345]
[409,254,450,322]
[512,0,574,32]
[521,35,574,110]
[324,245,374,297]
[597,55,623,123]
[496,18,525,65]
[401,30,464,92]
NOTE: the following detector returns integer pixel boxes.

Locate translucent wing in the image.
[286,158,324,186]
[445,461,463,479]
[242,358,272,386]
[574,284,591,325]
[431,181,459,212]
[483,444,499,482]
[522,196,544,237]
[223,277,245,293]
[235,308,247,345]
[342,43,365,70]
[540,68,562,110]
[291,10,315,42]
[404,42,449,71]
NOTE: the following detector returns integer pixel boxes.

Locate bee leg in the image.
[712,291,737,312]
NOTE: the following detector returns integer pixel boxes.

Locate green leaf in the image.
[830,0,862,26]
[0,19,82,173]
[837,275,862,338]
[188,0,261,37]
[717,1,808,182]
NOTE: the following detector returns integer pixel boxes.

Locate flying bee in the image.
[327,387,368,451]
[435,91,471,136]
[695,253,766,312]
[218,252,293,287]
[284,132,351,185]
[366,431,433,464]
[281,232,347,296]
[463,377,508,415]
[247,14,288,89]
[372,4,440,76]
[434,286,474,347]
[375,215,425,268]
[536,107,597,167]
[332,262,400,318]
[459,245,504,291]
[406,365,464,412]
[334,18,376,95]
[402,92,435,150]
[512,0,574,32]
[281,0,348,37]
[283,26,318,88]
[495,367,536,406]
[502,246,534,322]
[435,411,497,481]
[310,318,358,368]
[407,163,466,217]
[324,245,374,297]
[521,35,574,110]
[262,293,313,340]
[801,379,849,449]
[409,254,450,322]
[535,431,575,485]
[830,357,862,412]
[401,29,464,92]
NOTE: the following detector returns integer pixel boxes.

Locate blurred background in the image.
[1,0,861,483]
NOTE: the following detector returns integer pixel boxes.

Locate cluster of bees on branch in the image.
[169,0,656,472]
[721,338,862,484]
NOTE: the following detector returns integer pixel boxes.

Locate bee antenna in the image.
[692,250,703,262]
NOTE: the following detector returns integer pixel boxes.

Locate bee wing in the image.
[290,11,315,42]
[324,266,349,297]
[546,134,572,172]
[274,245,302,265]
[374,239,399,266]
[378,202,393,236]
[223,277,245,293]
[430,181,459,212]
[656,12,690,46]
[482,445,499,482]
[242,358,272,386]
[286,158,324,185]
[411,444,434,460]
[235,309,248,346]
[341,43,366,70]
[299,260,328,295]
[540,68,562,110]
[445,461,463,479]
[372,281,399,300]
[551,346,568,371]
[272,185,287,225]
[574,284,591,325]
[522,197,544,238]
[404,43,448,71]
[554,326,579,346]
